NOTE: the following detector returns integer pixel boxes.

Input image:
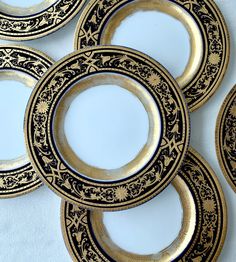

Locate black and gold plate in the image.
[0,0,86,40]
[61,148,227,261]
[74,0,230,112]
[25,45,190,210]
[216,85,236,192]
[0,45,53,198]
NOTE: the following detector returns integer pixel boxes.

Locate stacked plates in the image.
[0,0,233,261]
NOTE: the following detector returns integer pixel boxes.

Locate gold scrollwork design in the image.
[0,46,53,198]
[0,0,86,40]
[61,148,227,261]
[216,85,236,192]
[25,46,190,210]
[74,0,229,112]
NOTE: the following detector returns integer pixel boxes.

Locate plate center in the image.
[111,11,190,79]
[64,85,149,170]
[0,80,32,161]
[91,176,196,260]
[103,185,183,255]
[0,0,56,15]
[101,0,203,87]
[54,73,162,181]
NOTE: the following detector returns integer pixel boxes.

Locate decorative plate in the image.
[216,85,236,192]
[0,0,86,40]
[61,148,227,262]
[25,45,190,210]
[0,45,53,198]
[74,0,230,112]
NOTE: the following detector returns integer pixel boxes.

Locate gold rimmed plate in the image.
[25,45,190,211]
[0,0,86,40]
[0,45,53,198]
[61,148,227,261]
[74,0,230,112]
[216,85,236,192]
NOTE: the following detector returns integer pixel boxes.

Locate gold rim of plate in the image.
[25,45,190,211]
[0,0,86,40]
[61,147,227,262]
[216,85,236,192]
[74,0,230,112]
[0,45,54,198]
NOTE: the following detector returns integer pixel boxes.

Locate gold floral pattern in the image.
[146,72,161,87]
[179,149,226,261]
[209,53,221,65]
[0,0,86,40]
[216,85,236,191]
[0,46,52,198]
[229,104,236,118]
[25,46,189,210]
[36,101,49,114]
[115,187,128,202]
[75,0,229,112]
[61,149,226,261]
[203,199,216,213]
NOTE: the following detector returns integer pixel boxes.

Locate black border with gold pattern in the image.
[61,148,227,262]
[0,0,86,41]
[0,45,53,198]
[216,85,236,192]
[25,45,190,211]
[74,0,230,112]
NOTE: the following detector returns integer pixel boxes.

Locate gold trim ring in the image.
[0,45,53,198]
[25,45,190,211]
[0,0,86,40]
[216,85,236,192]
[74,0,230,112]
[61,148,227,262]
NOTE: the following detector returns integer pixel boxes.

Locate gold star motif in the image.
[147,72,161,87]
[229,104,236,118]
[115,187,128,201]
[203,199,216,213]
[36,101,49,114]
[209,53,220,65]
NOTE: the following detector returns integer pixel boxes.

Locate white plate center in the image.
[0,80,32,160]
[64,85,154,170]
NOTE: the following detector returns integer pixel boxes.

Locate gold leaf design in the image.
[217,87,236,190]
[0,47,52,197]
[62,150,226,261]
[75,0,229,111]
[27,47,189,209]
[0,0,86,40]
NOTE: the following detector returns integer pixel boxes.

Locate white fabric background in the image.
[0,0,235,261]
